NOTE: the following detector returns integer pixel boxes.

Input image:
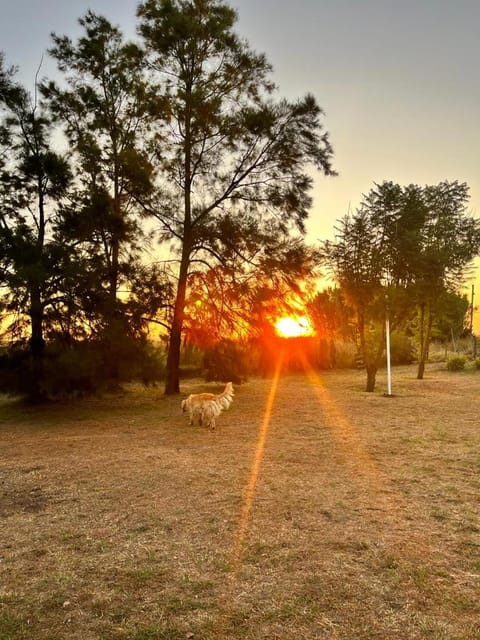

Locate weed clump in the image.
[446,355,467,371]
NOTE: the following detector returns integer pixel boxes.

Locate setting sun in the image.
[274,316,315,338]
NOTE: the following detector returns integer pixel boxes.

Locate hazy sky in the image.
[1,0,479,251]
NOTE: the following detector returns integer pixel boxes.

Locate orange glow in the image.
[217,346,404,634]
[216,348,285,633]
[274,315,315,338]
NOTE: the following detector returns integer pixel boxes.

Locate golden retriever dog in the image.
[181,382,234,430]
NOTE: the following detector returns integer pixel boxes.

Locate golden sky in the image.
[2,0,479,326]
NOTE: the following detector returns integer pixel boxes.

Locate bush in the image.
[389,331,416,365]
[0,345,33,397]
[179,344,204,378]
[332,341,357,369]
[0,337,166,400]
[474,358,480,370]
[203,339,249,383]
[446,355,467,371]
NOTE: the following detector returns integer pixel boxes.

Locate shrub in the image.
[179,344,204,378]
[446,355,467,371]
[0,337,166,400]
[389,331,416,365]
[0,345,32,397]
[332,341,357,369]
[203,339,250,383]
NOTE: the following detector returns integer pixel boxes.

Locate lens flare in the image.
[216,349,284,634]
[274,316,315,338]
[217,347,404,636]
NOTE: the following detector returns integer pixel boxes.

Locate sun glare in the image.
[274,316,315,338]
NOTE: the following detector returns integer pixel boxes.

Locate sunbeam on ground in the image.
[217,349,285,632]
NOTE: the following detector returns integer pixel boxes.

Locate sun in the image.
[274,316,315,338]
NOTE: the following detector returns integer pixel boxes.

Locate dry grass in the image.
[1,363,480,640]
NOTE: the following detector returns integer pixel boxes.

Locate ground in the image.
[0,363,479,639]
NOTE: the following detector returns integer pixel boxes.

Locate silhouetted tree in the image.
[183,239,321,349]
[42,12,169,382]
[307,287,355,368]
[322,182,423,391]
[0,55,72,400]
[430,290,470,352]
[413,181,480,379]
[136,0,335,393]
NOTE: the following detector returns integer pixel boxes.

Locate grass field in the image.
[1,362,479,639]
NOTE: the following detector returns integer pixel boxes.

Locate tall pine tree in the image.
[137,0,336,393]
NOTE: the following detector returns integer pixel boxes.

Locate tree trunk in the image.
[358,308,386,393]
[28,169,46,401]
[164,319,182,395]
[365,366,377,392]
[418,302,425,358]
[357,309,377,393]
[164,246,190,395]
[417,353,426,380]
[417,301,432,380]
[29,288,46,402]
[328,338,336,369]
[165,78,193,395]
[364,332,385,393]
[104,146,123,386]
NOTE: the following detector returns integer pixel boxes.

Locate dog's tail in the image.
[216,381,234,410]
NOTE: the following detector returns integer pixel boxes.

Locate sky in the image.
[1,0,480,302]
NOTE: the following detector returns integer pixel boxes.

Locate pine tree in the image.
[137,0,335,393]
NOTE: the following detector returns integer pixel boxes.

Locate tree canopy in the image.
[0,54,73,399]
[136,0,336,393]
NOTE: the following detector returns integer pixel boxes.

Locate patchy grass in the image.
[1,364,480,639]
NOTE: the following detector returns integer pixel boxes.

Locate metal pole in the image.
[471,284,476,358]
[386,313,392,396]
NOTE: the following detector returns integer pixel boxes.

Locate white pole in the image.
[385,313,392,396]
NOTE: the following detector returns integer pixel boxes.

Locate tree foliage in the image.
[43,12,156,315]
[413,181,480,378]
[136,0,336,393]
[322,180,480,391]
[41,12,172,380]
[0,2,336,398]
[0,54,72,400]
[183,240,321,348]
[3,2,478,401]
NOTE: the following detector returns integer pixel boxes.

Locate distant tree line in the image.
[0,0,335,400]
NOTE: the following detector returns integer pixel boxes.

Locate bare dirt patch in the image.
[0,364,479,639]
